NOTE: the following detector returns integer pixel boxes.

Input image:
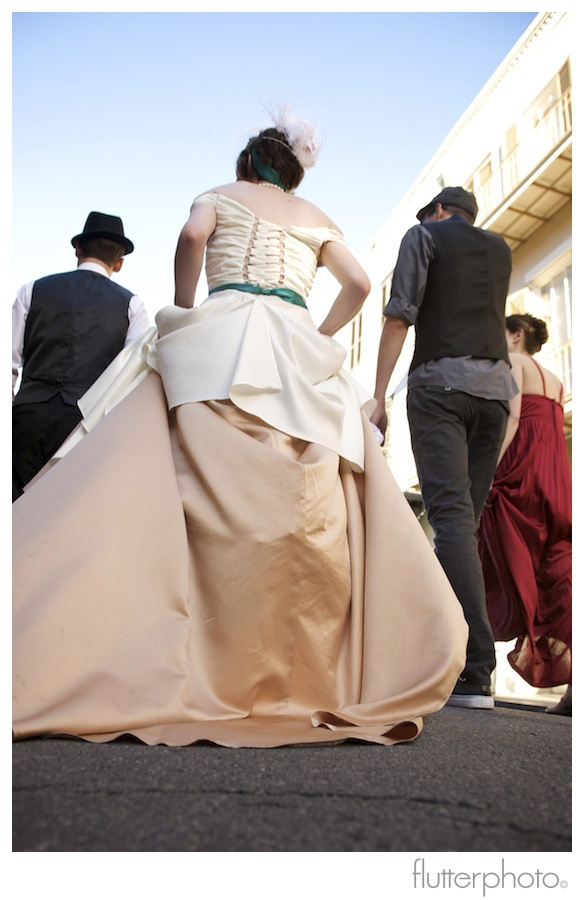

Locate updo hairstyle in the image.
[236,128,305,192]
[506,313,549,355]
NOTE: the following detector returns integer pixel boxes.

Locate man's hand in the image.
[370,401,387,444]
[371,315,408,448]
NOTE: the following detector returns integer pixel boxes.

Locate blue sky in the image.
[11,8,537,324]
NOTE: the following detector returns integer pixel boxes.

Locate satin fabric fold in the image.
[13,375,467,747]
[480,393,571,687]
[39,294,375,476]
[156,293,374,472]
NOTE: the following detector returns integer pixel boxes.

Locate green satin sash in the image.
[209,283,307,309]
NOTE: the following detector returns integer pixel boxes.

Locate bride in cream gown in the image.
[13,110,467,748]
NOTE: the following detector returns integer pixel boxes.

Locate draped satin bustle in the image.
[13,375,467,747]
[479,393,572,687]
[13,191,468,747]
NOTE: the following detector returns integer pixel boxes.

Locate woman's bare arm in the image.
[496,354,524,465]
[317,241,370,337]
[174,204,217,308]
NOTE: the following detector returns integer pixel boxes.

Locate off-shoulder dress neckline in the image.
[202,191,343,235]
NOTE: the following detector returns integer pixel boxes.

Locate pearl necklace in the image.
[258,181,286,192]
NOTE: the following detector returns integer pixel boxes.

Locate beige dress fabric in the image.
[13,193,468,748]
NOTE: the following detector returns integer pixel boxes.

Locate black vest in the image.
[15,270,132,406]
[410,216,512,373]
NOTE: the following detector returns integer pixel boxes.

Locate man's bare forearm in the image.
[369,316,409,434]
[374,316,408,402]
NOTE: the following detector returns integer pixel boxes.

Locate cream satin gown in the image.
[12,193,468,748]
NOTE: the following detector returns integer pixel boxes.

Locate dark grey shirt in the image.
[384,222,517,401]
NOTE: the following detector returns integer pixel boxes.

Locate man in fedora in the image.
[12,211,150,500]
[370,186,516,710]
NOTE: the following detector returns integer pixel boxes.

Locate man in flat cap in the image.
[12,211,150,500]
[371,186,516,710]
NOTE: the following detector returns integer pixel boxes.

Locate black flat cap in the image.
[416,186,478,223]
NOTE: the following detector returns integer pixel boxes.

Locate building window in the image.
[463,164,490,194]
[470,58,571,223]
[559,60,571,93]
[478,157,492,187]
[350,312,363,370]
[493,124,520,200]
[380,276,392,327]
[528,60,572,142]
[538,266,572,394]
[542,267,572,344]
[505,123,518,156]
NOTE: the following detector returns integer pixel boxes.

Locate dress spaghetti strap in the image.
[527,356,564,406]
[528,356,548,396]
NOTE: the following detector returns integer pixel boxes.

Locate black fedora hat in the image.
[416,186,478,223]
[71,211,134,255]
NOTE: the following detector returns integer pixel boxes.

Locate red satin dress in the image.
[479,357,572,687]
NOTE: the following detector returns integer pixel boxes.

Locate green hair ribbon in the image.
[250,148,290,192]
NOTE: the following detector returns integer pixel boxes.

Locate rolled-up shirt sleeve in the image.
[124,296,150,346]
[383,224,435,325]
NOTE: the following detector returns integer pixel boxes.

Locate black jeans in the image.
[13,396,82,501]
[407,386,508,685]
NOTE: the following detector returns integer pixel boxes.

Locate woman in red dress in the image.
[479,313,571,714]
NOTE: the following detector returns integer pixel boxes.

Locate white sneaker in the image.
[446,682,495,709]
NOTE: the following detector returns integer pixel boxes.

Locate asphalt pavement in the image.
[12,703,571,852]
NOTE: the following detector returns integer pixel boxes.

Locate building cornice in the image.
[365,12,565,255]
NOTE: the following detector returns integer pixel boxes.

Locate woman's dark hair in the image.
[506,313,549,355]
[236,128,304,191]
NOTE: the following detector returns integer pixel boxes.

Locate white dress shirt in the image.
[12,261,150,393]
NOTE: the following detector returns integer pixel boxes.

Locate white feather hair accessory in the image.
[269,103,322,169]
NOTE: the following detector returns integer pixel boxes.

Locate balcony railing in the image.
[475,87,572,222]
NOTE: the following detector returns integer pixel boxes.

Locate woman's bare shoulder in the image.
[199,182,240,197]
[199,182,343,231]
[516,353,564,398]
[292,195,342,231]
[538,361,563,390]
